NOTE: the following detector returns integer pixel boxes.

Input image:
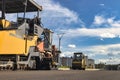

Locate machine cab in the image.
[73,52,84,61]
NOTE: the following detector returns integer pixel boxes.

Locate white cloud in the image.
[99,4,105,6]
[107,17,120,27]
[60,51,74,57]
[100,33,116,38]
[100,38,104,41]
[110,21,120,27]
[87,44,120,55]
[93,16,106,25]
[36,0,82,27]
[61,27,120,39]
[93,15,120,28]
[97,58,120,64]
[68,44,76,48]
[60,53,65,57]
[107,17,114,23]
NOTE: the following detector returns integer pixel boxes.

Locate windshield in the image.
[74,53,83,60]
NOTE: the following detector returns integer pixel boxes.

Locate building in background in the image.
[87,59,95,69]
[60,57,72,67]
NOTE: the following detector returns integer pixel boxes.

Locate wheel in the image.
[82,68,85,70]
[72,67,76,70]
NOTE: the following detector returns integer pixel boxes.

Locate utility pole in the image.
[57,33,65,51]
[57,33,65,65]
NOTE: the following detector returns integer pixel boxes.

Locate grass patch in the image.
[58,66,70,68]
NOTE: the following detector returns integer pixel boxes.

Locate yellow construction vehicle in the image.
[0,0,58,70]
[72,52,87,70]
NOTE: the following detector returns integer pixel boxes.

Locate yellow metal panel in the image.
[0,30,37,55]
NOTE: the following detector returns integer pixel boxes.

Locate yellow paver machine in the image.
[0,0,58,70]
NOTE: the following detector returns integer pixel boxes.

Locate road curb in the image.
[58,68,70,70]
[85,69,101,71]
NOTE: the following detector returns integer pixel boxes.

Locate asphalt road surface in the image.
[0,70,120,80]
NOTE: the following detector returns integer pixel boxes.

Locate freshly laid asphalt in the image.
[0,70,120,80]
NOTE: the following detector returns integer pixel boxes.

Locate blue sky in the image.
[6,0,120,64]
[37,0,120,64]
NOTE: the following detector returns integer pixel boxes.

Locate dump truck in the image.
[72,52,87,70]
[0,0,58,70]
